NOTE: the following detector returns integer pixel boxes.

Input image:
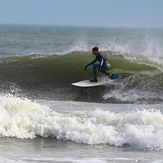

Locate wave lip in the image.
[0,96,163,150]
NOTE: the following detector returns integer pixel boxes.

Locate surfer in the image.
[84,47,110,82]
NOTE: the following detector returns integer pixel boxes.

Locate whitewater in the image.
[0,25,163,162]
[0,95,163,162]
[0,95,163,149]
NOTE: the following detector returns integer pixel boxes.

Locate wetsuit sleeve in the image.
[96,53,104,67]
[86,58,97,67]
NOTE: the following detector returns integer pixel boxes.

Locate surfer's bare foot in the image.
[90,79,98,82]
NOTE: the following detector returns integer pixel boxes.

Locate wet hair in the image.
[92,47,99,52]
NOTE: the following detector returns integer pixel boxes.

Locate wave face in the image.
[0,52,162,103]
[0,95,163,150]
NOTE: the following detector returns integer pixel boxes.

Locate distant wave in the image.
[1,26,163,59]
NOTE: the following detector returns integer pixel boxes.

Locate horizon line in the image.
[0,23,163,29]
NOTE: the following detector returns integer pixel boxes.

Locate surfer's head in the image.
[92,47,99,55]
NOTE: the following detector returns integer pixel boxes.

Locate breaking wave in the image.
[0,95,163,150]
[0,51,162,103]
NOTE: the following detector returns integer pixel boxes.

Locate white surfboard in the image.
[72,74,120,87]
[72,76,112,87]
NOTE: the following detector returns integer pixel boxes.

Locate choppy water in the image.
[0,25,163,162]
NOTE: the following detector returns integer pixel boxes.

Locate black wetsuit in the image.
[85,53,110,80]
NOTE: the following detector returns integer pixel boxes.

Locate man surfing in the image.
[84,47,110,82]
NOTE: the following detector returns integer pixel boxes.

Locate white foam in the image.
[0,156,25,163]
[103,89,163,103]
[0,95,163,150]
[28,157,107,163]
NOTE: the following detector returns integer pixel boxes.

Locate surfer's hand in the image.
[84,65,88,71]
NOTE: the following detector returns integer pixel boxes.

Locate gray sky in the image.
[0,0,163,28]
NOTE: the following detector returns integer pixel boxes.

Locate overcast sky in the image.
[0,0,163,28]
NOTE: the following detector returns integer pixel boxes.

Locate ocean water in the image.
[0,25,163,162]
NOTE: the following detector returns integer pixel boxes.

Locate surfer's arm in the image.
[84,58,97,71]
[87,58,97,66]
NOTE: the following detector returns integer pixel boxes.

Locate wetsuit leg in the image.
[99,66,110,76]
[93,64,100,79]
[93,64,110,79]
